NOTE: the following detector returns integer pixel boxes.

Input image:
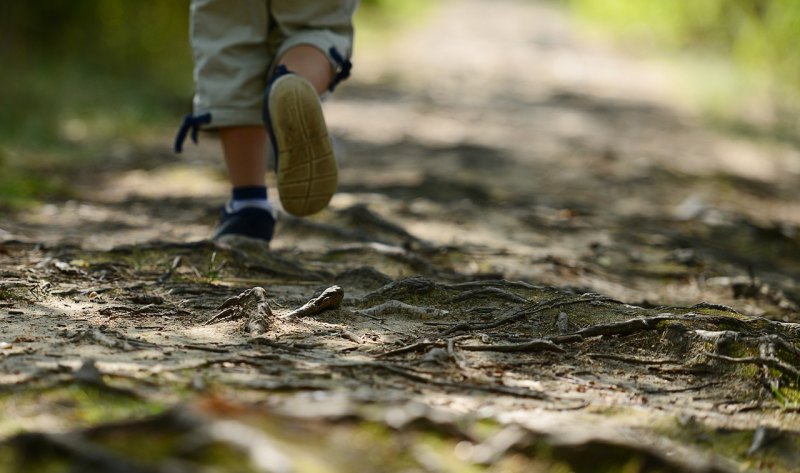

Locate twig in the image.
[67,328,158,351]
[285,285,344,318]
[179,344,232,353]
[157,256,182,284]
[573,315,679,338]
[439,295,606,336]
[759,334,800,359]
[367,362,550,400]
[341,330,362,344]
[357,300,448,318]
[376,341,437,358]
[703,352,800,379]
[203,306,238,325]
[459,339,566,354]
[586,353,680,365]
[348,309,384,321]
[443,279,540,291]
[444,287,528,304]
[639,381,718,395]
[557,312,569,335]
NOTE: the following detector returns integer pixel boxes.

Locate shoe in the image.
[212,207,276,242]
[265,68,338,217]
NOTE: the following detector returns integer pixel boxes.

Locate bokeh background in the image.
[1,0,798,207]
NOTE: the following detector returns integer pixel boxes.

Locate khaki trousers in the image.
[191,0,357,127]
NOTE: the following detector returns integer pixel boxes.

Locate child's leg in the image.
[278,45,334,95]
[188,0,275,240]
[186,0,356,239]
[219,44,333,190]
[219,126,267,188]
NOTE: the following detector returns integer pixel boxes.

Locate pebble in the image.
[7,309,23,315]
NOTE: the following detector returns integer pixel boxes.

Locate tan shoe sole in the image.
[269,75,338,217]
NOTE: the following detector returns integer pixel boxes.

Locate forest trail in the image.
[2,0,800,471]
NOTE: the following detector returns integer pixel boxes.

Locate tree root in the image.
[444,287,529,304]
[65,328,158,351]
[459,339,565,354]
[357,300,449,319]
[703,352,800,379]
[585,353,679,365]
[204,287,272,337]
[284,285,344,319]
[439,294,615,336]
[363,361,551,400]
[376,341,438,358]
[360,276,437,304]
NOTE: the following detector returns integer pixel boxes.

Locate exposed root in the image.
[557,312,569,335]
[358,361,551,400]
[65,328,158,351]
[204,287,272,337]
[444,287,529,304]
[360,276,437,304]
[586,353,680,365]
[357,300,449,318]
[376,341,438,358]
[439,295,609,336]
[284,285,344,319]
[459,339,566,354]
[703,352,800,379]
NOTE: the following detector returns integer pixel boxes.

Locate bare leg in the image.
[219,126,267,187]
[278,45,334,95]
[218,45,332,188]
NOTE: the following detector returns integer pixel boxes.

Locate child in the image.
[174,0,357,243]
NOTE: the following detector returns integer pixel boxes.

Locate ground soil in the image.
[2,1,800,471]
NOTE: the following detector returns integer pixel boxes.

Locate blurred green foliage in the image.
[2,1,796,207]
[0,1,422,208]
[0,1,193,207]
[0,1,192,147]
[568,0,800,121]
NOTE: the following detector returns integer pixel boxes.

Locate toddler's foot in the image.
[212,206,276,243]
[266,70,338,217]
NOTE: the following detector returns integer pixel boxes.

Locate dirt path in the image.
[2,0,800,471]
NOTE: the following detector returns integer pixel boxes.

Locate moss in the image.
[0,287,23,303]
[653,416,800,473]
[0,384,166,438]
[777,386,800,405]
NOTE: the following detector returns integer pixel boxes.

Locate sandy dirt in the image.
[2,0,800,471]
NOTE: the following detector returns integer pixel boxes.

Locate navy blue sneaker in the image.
[212,207,276,243]
[264,67,338,217]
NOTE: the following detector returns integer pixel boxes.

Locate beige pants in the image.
[191,0,357,128]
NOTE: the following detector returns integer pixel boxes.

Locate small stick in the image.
[557,312,569,335]
[157,256,182,284]
[703,352,800,378]
[204,306,237,325]
[359,300,449,318]
[376,341,436,358]
[586,353,679,365]
[459,339,566,354]
[444,287,528,304]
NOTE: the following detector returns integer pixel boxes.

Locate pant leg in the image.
[191,0,272,127]
[268,0,358,85]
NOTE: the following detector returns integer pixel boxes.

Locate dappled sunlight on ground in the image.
[2,0,800,471]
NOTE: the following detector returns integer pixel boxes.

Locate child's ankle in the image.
[228,186,272,212]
